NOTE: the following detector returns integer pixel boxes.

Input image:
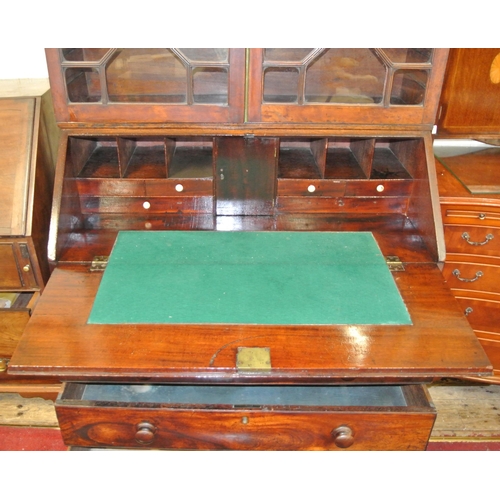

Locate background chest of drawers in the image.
[436,48,500,383]
[437,157,500,382]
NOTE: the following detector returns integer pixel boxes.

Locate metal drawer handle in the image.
[464,307,473,316]
[332,425,355,449]
[462,232,494,246]
[135,421,157,444]
[452,269,484,282]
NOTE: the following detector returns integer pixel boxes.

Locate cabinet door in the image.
[215,136,277,215]
[47,49,246,124]
[247,48,448,126]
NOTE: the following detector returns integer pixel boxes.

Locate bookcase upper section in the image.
[46,48,449,128]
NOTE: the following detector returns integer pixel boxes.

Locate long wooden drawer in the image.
[56,383,436,451]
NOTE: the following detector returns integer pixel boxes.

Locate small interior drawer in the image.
[56,383,436,451]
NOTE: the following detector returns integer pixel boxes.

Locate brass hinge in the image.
[386,256,405,272]
[90,256,109,272]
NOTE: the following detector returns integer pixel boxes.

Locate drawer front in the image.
[56,405,435,451]
[0,242,38,289]
[442,205,500,227]
[454,296,500,334]
[80,195,214,215]
[444,225,500,256]
[442,260,500,293]
[55,384,435,451]
[475,337,500,378]
[0,309,30,357]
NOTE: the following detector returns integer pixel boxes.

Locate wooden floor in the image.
[428,382,500,441]
[1,382,500,446]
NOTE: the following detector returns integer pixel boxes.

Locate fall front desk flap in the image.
[87,231,411,326]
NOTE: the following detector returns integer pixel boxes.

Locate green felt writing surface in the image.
[88,231,412,325]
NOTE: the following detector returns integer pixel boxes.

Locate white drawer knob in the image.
[143,201,151,209]
[175,184,184,192]
[307,185,316,193]
[376,184,385,192]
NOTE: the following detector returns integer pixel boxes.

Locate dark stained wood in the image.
[46,49,247,125]
[248,49,449,127]
[215,136,277,216]
[56,399,435,450]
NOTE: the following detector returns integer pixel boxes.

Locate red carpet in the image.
[1,425,499,451]
[427,441,500,451]
[0,426,67,451]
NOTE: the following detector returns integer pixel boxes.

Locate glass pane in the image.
[264,48,315,63]
[390,70,428,105]
[105,49,187,103]
[193,68,228,104]
[65,68,101,102]
[382,48,433,64]
[178,48,228,63]
[263,67,299,103]
[62,48,111,62]
[305,49,385,104]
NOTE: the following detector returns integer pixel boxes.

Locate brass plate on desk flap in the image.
[236,347,271,372]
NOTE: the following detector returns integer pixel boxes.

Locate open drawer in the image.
[56,383,436,451]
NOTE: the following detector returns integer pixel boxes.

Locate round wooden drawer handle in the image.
[332,425,355,449]
[462,232,494,246]
[135,422,157,444]
[452,269,483,283]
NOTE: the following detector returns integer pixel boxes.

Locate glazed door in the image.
[247,48,449,126]
[46,48,246,124]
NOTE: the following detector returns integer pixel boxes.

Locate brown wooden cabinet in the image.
[435,48,500,383]
[8,48,492,450]
[0,89,62,398]
[436,150,500,383]
[436,48,500,140]
[0,93,58,360]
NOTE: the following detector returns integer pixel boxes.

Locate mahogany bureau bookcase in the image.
[9,48,492,450]
[435,48,500,383]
